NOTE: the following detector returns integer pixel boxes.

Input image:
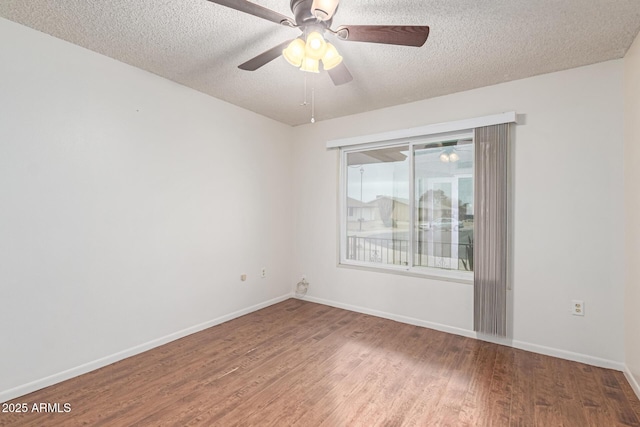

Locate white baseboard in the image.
[301,295,477,339]
[4,293,630,404]
[509,339,625,371]
[300,295,625,371]
[0,293,293,404]
[624,366,640,400]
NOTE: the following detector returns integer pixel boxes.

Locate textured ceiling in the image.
[1,0,639,126]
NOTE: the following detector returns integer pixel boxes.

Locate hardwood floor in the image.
[2,299,639,426]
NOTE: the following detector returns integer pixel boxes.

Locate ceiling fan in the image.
[206,0,430,85]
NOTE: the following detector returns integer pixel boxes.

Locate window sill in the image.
[338,260,474,285]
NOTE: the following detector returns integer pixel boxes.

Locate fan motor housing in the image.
[290,0,333,29]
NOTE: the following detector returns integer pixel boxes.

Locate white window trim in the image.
[334,112,517,284]
[327,111,516,149]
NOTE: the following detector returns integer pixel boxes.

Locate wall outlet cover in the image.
[571,300,584,316]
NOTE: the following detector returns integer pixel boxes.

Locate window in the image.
[340,132,474,280]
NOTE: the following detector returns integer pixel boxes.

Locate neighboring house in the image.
[373,196,410,226]
[347,196,410,226]
[346,197,377,221]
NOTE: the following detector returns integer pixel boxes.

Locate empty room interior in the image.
[2,0,640,425]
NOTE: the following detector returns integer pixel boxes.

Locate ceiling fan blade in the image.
[327,62,353,86]
[238,39,294,71]
[207,0,293,25]
[335,25,430,47]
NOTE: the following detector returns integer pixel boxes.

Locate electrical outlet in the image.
[261,268,266,278]
[571,300,584,316]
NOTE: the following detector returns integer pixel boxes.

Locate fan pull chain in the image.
[299,75,316,124]
[311,86,315,124]
[300,75,308,106]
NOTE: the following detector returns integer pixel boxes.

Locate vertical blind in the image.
[474,123,510,337]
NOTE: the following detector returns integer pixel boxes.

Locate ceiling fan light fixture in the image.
[282,38,306,67]
[305,31,328,60]
[439,148,460,163]
[300,57,320,73]
[311,0,339,21]
[321,43,342,70]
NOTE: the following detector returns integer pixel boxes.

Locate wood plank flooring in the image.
[2,299,639,426]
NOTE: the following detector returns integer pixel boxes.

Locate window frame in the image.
[331,112,516,284]
[338,130,475,284]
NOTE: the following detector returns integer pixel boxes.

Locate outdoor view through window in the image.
[344,138,474,274]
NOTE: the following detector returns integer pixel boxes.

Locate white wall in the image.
[624,33,640,395]
[0,18,293,400]
[291,60,626,366]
